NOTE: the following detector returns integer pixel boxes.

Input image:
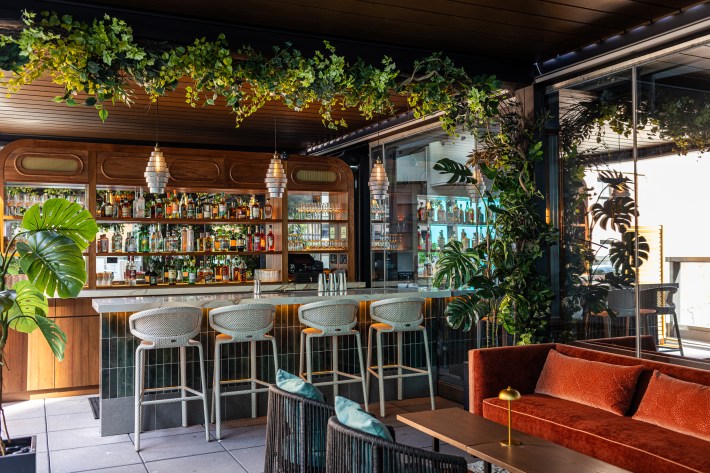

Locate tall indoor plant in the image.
[433,102,557,345]
[0,198,98,458]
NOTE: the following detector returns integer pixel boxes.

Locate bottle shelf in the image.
[417,222,489,227]
[98,281,259,289]
[97,251,281,257]
[3,216,24,221]
[95,218,280,225]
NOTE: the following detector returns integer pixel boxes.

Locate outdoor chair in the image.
[325,416,468,473]
[264,385,335,473]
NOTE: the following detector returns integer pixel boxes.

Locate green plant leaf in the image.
[433,240,479,288]
[16,232,86,298]
[590,196,636,232]
[432,158,473,184]
[22,198,99,250]
[8,280,48,333]
[36,315,67,360]
[445,292,490,332]
[0,289,17,312]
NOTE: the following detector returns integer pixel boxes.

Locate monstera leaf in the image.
[7,280,49,333]
[22,198,98,251]
[598,170,632,192]
[445,292,491,332]
[433,158,474,184]
[16,231,86,298]
[433,240,479,289]
[609,233,650,281]
[591,196,636,232]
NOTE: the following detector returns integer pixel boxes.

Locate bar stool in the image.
[298,299,368,408]
[129,307,209,452]
[366,297,435,418]
[209,303,279,440]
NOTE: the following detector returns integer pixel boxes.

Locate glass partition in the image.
[550,41,710,367]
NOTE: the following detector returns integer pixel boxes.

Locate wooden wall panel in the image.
[26,321,56,391]
[54,316,100,389]
[3,329,28,397]
[2,142,89,184]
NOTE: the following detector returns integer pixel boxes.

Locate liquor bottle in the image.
[186,226,195,252]
[458,204,465,223]
[236,231,245,252]
[195,196,203,219]
[165,194,173,217]
[229,199,238,220]
[204,232,213,252]
[417,230,423,251]
[203,258,214,283]
[133,188,146,218]
[214,256,223,283]
[211,196,219,219]
[98,234,109,253]
[153,197,164,219]
[229,232,237,251]
[181,226,188,252]
[203,198,212,220]
[167,258,177,285]
[448,229,457,243]
[148,263,158,286]
[479,207,486,224]
[437,203,446,222]
[263,198,273,219]
[104,192,114,218]
[218,194,227,219]
[267,225,275,252]
[222,256,231,282]
[417,202,425,222]
[179,194,187,219]
[452,203,460,223]
[246,227,253,252]
[254,226,263,252]
[461,229,470,250]
[171,191,180,219]
[181,257,189,283]
[239,259,247,282]
[250,196,260,220]
[111,230,122,253]
[425,200,432,222]
[213,230,221,251]
[447,201,455,222]
[128,256,137,286]
[466,204,475,223]
[234,199,244,219]
[139,226,150,253]
[96,192,105,218]
[437,230,445,250]
[232,257,241,282]
[188,257,197,284]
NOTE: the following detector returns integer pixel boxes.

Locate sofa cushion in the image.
[483,395,710,473]
[633,370,710,441]
[535,349,643,415]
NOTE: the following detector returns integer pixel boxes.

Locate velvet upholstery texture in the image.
[483,396,710,473]
[534,349,644,415]
[470,344,710,473]
[633,370,710,441]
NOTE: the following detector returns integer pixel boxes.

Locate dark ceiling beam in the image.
[0,0,532,82]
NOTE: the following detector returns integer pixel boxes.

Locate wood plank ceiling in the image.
[0,0,705,151]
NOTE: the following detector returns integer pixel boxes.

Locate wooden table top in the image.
[397,408,630,473]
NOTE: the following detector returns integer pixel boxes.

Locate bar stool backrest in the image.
[129,306,202,348]
[298,299,359,335]
[607,289,635,317]
[370,297,424,329]
[640,284,678,315]
[209,303,276,341]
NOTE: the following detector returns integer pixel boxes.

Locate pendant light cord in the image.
[155,98,159,146]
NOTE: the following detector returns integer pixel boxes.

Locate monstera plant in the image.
[0,198,98,456]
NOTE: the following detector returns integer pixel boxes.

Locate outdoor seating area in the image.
[1,1,709,472]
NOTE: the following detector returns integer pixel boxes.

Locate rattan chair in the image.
[209,303,279,440]
[325,417,468,473]
[129,306,210,452]
[264,385,335,473]
[366,297,435,417]
[298,299,368,407]
[640,284,683,355]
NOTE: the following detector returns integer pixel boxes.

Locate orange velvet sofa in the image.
[469,343,710,473]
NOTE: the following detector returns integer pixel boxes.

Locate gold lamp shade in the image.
[499,386,522,447]
[265,152,288,198]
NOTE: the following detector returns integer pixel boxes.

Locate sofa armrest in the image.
[469,344,555,415]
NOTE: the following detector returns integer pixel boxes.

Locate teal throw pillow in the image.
[276,369,325,403]
[335,396,393,441]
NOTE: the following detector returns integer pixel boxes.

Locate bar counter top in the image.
[91,287,452,313]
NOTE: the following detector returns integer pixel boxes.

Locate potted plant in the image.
[0,198,98,471]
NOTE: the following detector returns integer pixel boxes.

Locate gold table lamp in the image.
[499,386,522,447]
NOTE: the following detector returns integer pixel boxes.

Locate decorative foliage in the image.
[0,198,97,454]
[0,10,504,133]
[590,196,636,232]
[434,102,557,344]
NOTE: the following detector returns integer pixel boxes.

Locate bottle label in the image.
[189,272,196,284]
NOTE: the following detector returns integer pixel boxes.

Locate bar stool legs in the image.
[366,326,436,418]
[134,340,210,452]
[211,334,279,440]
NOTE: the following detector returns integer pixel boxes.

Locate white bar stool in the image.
[298,299,368,409]
[208,304,279,440]
[129,307,209,452]
[365,297,435,418]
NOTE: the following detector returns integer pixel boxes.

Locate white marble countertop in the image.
[79,281,365,298]
[91,287,452,313]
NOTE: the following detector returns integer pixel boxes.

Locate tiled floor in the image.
[2,395,479,473]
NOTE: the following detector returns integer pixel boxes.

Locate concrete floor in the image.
[2,395,493,473]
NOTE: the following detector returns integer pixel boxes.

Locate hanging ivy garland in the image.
[0,10,504,134]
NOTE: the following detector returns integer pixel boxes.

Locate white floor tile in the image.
[50,441,141,473]
[145,451,246,473]
[136,430,223,463]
